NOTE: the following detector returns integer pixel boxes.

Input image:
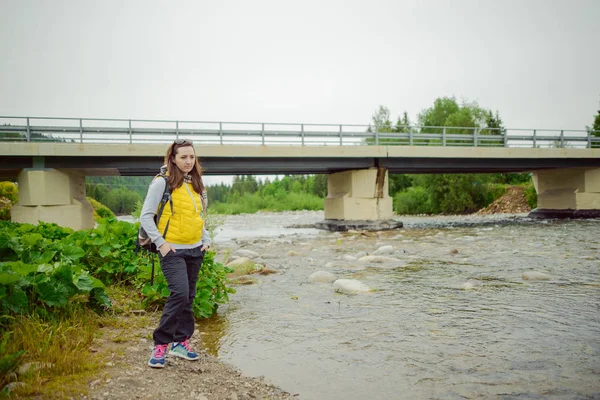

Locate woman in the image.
[140,139,210,368]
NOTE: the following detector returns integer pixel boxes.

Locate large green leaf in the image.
[60,245,85,262]
[73,273,95,292]
[32,250,57,264]
[0,272,22,285]
[0,261,37,277]
[98,245,112,258]
[36,281,70,307]
[21,233,44,248]
[37,263,58,274]
[90,287,111,308]
[91,277,104,289]
[3,287,29,313]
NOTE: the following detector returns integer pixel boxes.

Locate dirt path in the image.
[87,313,295,400]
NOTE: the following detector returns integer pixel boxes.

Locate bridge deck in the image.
[1,143,599,176]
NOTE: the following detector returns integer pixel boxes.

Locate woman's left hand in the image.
[200,244,210,252]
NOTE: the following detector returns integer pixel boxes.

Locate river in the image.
[197,211,600,399]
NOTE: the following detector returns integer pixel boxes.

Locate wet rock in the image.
[226,257,254,267]
[522,271,553,281]
[373,245,394,255]
[357,255,401,263]
[333,279,371,294]
[325,261,345,268]
[316,219,403,232]
[460,281,481,290]
[235,249,260,259]
[309,271,336,283]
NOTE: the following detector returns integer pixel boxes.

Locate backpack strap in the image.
[150,175,172,285]
[155,175,173,239]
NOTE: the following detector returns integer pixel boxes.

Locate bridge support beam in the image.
[316,168,402,231]
[11,169,94,230]
[529,167,600,218]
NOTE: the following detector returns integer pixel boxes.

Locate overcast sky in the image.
[1,0,599,183]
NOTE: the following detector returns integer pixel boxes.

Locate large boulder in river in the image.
[357,255,401,263]
[309,271,336,283]
[333,279,371,294]
[373,245,394,255]
[522,271,553,281]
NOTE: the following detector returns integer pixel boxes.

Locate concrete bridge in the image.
[1,116,599,230]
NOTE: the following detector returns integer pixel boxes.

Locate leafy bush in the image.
[204,208,226,244]
[0,222,111,320]
[393,187,433,215]
[0,181,18,204]
[86,197,115,221]
[141,250,235,318]
[524,184,538,209]
[486,184,507,205]
[411,174,493,214]
[0,181,18,221]
[103,188,141,214]
[71,219,146,285]
[131,199,143,221]
[0,217,234,322]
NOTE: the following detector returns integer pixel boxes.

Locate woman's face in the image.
[173,145,196,174]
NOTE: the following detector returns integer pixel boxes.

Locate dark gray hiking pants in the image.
[153,247,205,345]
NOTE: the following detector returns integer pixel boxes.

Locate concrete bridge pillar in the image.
[529,167,600,218]
[11,169,94,230]
[316,168,402,231]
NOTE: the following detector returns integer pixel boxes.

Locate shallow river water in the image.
[200,212,599,399]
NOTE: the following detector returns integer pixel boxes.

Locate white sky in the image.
[1,0,599,185]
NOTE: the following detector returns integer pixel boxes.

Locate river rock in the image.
[226,257,253,267]
[522,271,553,281]
[342,255,357,261]
[460,281,481,290]
[309,271,336,283]
[373,245,394,255]
[235,249,260,259]
[355,251,367,258]
[357,255,401,263]
[325,261,345,268]
[333,279,371,294]
[287,250,301,257]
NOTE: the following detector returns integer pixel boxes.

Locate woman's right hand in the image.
[159,243,175,257]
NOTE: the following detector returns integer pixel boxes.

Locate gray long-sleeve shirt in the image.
[140,177,210,250]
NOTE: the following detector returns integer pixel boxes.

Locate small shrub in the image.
[86,197,115,221]
[204,208,226,244]
[485,184,507,206]
[524,184,538,209]
[0,181,18,204]
[131,200,143,221]
[393,187,433,215]
[0,181,18,221]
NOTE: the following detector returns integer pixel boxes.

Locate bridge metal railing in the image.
[0,116,599,149]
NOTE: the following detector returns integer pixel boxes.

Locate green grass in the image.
[211,192,324,214]
[2,310,103,399]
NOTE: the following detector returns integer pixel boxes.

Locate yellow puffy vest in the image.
[157,182,204,244]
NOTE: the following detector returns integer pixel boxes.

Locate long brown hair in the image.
[163,141,205,194]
